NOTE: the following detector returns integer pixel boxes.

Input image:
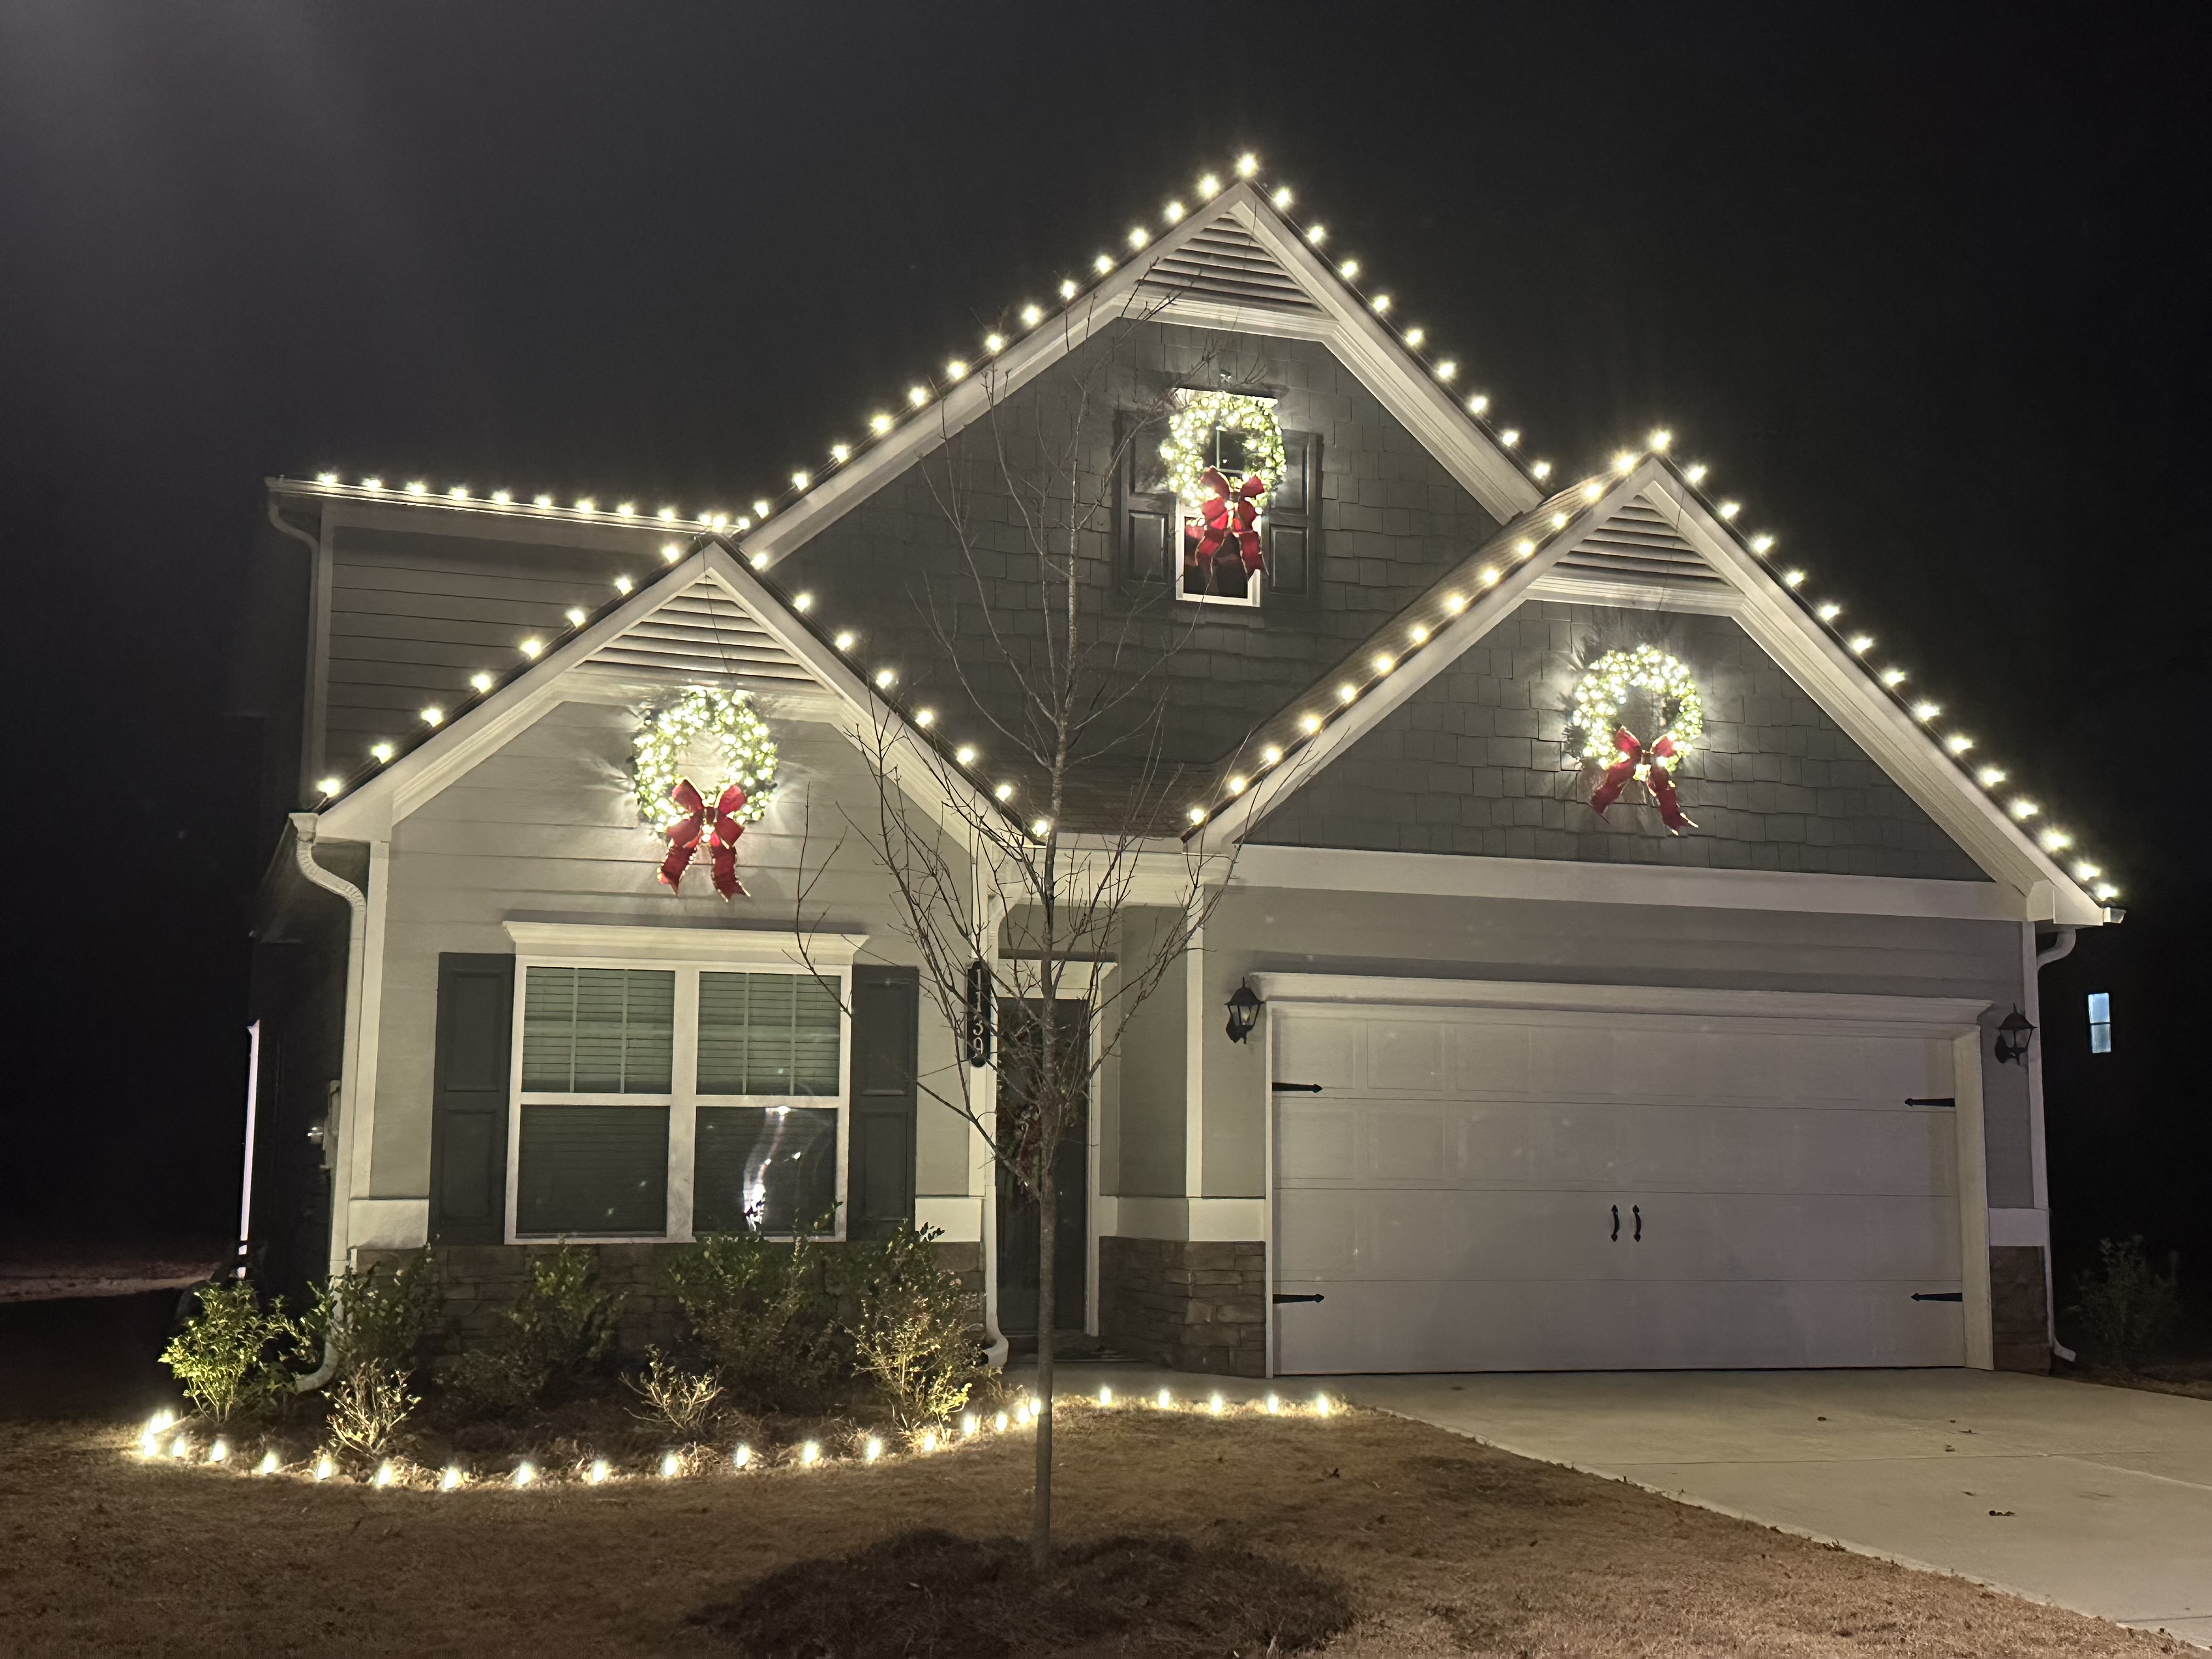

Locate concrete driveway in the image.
[1340,1369,2212,1646]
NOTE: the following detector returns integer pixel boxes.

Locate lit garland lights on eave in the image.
[284,153,2117,908]
[1181,442,2120,911]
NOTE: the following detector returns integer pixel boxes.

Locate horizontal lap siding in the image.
[367,699,971,1209]
[323,526,648,766]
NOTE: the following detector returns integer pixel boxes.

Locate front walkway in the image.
[1028,1363,2212,1647]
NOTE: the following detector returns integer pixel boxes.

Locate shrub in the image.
[2070,1235,2180,1369]
[445,1246,624,1413]
[302,1252,442,1380]
[625,1348,725,1441]
[324,1361,418,1461]
[843,1223,983,1430]
[663,1228,840,1410]
[158,1277,295,1424]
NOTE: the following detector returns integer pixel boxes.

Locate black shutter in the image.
[429,952,514,1244]
[846,964,919,1240]
[1118,410,1173,590]
[1265,430,1320,601]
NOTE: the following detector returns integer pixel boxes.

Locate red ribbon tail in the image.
[659,836,698,890]
[1589,728,1642,818]
[709,815,746,901]
[1646,760,1696,833]
[1237,527,1264,572]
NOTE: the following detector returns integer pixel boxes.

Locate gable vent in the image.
[1554,498,1725,587]
[1137,215,1320,314]
[588,580,816,684]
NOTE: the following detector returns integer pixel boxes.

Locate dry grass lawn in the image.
[0,1403,2179,1657]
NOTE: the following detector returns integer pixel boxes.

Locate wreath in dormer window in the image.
[1161,391,1288,600]
[1566,646,1702,834]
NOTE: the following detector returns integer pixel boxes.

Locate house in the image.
[236,162,2116,1379]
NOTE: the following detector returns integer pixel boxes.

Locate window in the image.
[510,960,849,1240]
[2087,991,2112,1054]
[1118,403,1319,607]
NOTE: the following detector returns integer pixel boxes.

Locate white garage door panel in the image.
[1272,999,1971,1374]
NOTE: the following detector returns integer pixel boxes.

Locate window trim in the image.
[504,950,855,1245]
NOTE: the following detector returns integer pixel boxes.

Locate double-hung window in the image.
[1118,398,1320,607]
[509,952,851,1241]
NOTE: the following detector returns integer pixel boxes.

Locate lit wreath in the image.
[1568,645,1702,834]
[631,689,778,898]
[1160,390,1288,507]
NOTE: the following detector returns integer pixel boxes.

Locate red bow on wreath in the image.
[1187,467,1268,574]
[1588,727,1697,835]
[659,780,750,899]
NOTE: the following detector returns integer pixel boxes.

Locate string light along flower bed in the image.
[122,1390,1344,1491]
[290,151,2115,906]
[1568,645,1702,834]
[631,688,778,899]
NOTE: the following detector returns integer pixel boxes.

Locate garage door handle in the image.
[1905,1097,1956,1108]
[1633,1204,1642,1242]
[1272,1293,1325,1304]
[1611,1204,1620,1242]
[1911,1291,1964,1302]
[1272,1081,1324,1093]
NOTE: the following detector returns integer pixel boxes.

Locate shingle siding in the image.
[774,318,1499,769]
[1253,601,1990,881]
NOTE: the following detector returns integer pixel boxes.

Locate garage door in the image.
[1272,995,1971,1374]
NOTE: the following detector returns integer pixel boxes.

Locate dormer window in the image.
[1119,391,1320,607]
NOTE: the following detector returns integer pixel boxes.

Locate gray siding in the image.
[323,522,664,776]
[1254,600,1989,882]
[362,699,972,1212]
[1195,888,2036,1210]
[775,318,1500,771]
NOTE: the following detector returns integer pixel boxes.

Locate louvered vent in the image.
[1554,499,1724,586]
[1137,215,1319,313]
[589,581,815,684]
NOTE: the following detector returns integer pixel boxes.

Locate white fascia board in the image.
[737,183,1541,569]
[1192,471,1653,850]
[1249,972,1990,1033]
[1229,844,2024,922]
[289,487,692,558]
[1640,471,2104,924]
[1232,201,1541,522]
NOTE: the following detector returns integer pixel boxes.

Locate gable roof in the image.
[1185,453,2113,926]
[311,537,1006,842]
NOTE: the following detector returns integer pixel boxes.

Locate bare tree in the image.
[812,301,1297,1566]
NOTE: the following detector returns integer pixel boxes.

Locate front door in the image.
[995,997,1090,1338]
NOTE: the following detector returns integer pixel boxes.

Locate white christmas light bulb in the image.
[441,1465,462,1490]
[2040,828,2072,851]
[909,386,929,407]
[2010,799,2040,819]
[1466,393,1489,414]
[316,471,338,486]
[493,490,512,504]
[1946,733,1974,754]
[406,480,427,496]
[1613,451,1637,474]
[1093,253,1114,274]
[662,542,681,562]
[874,668,895,688]
[657,505,675,520]
[1847,634,1873,654]
[1031,818,1050,838]
[259,1451,281,1475]
[945,360,968,381]
[1783,569,1806,588]
[1409,624,1429,645]
[565,607,586,627]
[1338,682,1358,703]
[420,707,443,726]
[914,708,935,727]
[994,782,1014,802]
[1370,294,1391,314]
[1913,702,1940,721]
[1339,259,1359,279]
[1187,805,1205,824]
[1058,278,1077,300]
[792,592,813,612]
[2074,861,2101,881]
[831,443,850,462]
[732,1444,751,1468]
[1236,153,1258,177]
[573,496,592,511]
[1261,745,1282,765]
[983,334,1005,354]
[532,493,552,507]
[1436,360,1457,380]
[833,631,856,651]
[1648,428,1673,452]
[1227,776,1248,794]
[1880,668,1907,687]
[956,746,977,765]
[317,776,342,796]
[749,551,768,569]
[370,742,394,763]
[1531,460,1553,480]
[1127,226,1147,250]
[1372,653,1394,675]
[1271,186,1292,208]
[1404,326,1424,346]
[1978,766,2007,787]
[1198,173,1221,198]
[1582,482,1604,503]
[1684,464,1707,484]
[1164,201,1186,224]
[1307,223,1327,244]
[2094,882,2119,901]
[1500,429,1520,447]
[660,1451,681,1478]
[753,498,771,517]
[1816,603,1842,622]
[1299,713,1322,734]
[1019,304,1042,327]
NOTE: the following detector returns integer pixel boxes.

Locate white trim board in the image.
[503,921,870,967]
[1229,844,2022,921]
[1096,1195,1267,1242]
[1248,973,1990,1032]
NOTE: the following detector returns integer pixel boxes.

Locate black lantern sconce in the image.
[1225,981,1263,1043]
[1993,1005,2036,1065]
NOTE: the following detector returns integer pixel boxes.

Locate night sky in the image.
[2,5,2205,1307]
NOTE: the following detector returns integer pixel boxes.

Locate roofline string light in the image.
[289,156,2117,905]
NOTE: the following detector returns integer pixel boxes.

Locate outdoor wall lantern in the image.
[1225,981,1262,1043]
[1993,1005,2036,1065]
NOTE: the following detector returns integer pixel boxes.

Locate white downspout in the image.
[289,810,364,1390]
[2032,925,2078,1363]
